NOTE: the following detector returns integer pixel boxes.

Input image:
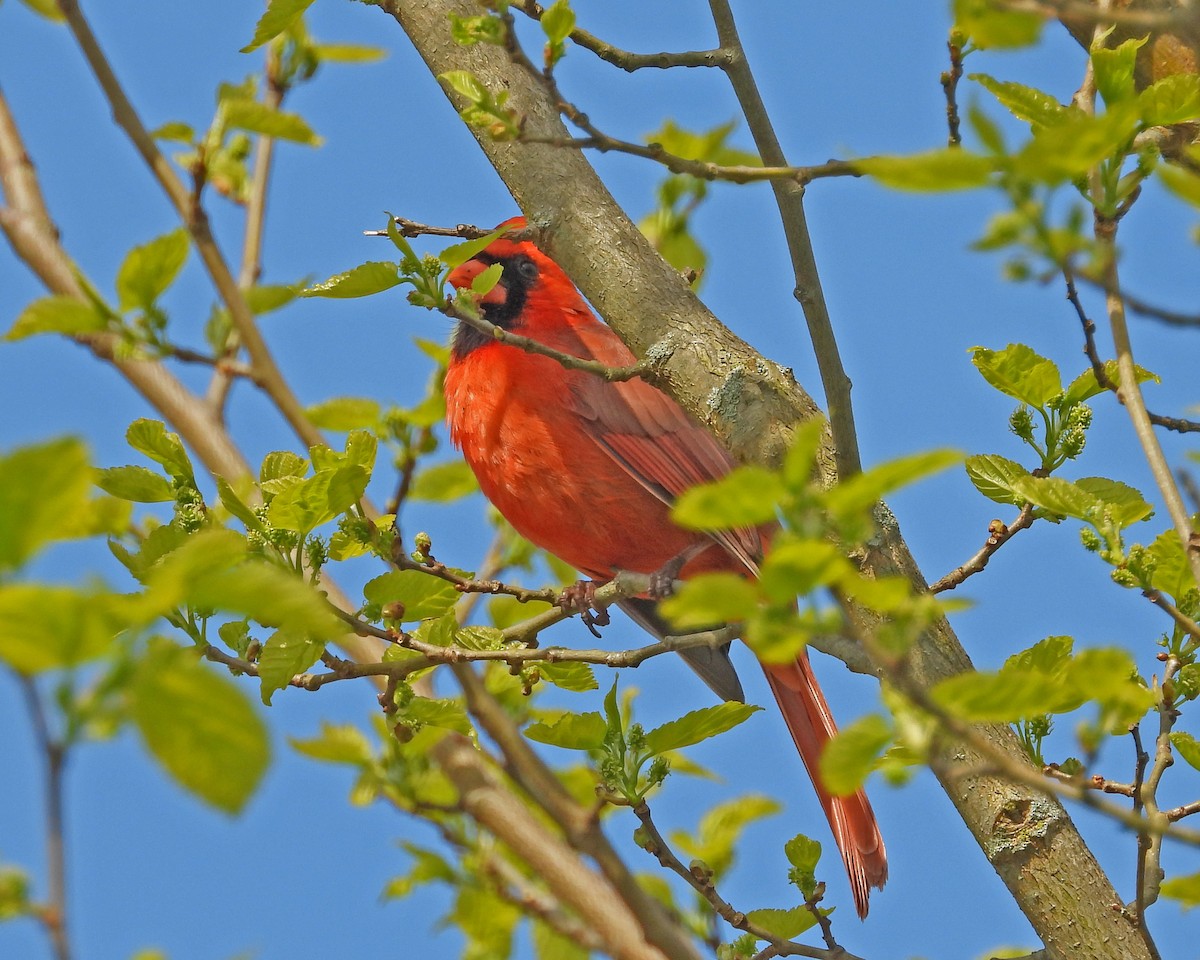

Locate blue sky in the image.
[2,2,1199,958]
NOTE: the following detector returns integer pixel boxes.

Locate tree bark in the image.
[376,3,1154,957]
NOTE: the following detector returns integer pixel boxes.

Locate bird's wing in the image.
[556,316,764,575]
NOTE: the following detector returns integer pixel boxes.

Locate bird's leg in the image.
[646,544,707,599]
[558,579,611,638]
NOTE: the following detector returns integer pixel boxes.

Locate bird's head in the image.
[446,217,585,356]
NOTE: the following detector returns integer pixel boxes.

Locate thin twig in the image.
[1143,590,1200,643]
[941,34,965,148]
[929,505,1037,593]
[54,0,326,452]
[19,679,71,960]
[511,0,731,72]
[707,0,861,478]
[632,800,857,960]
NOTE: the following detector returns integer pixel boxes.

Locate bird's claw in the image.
[559,580,611,638]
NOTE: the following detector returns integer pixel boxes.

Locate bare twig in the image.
[1143,589,1200,643]
[632,800,858,960]
[929,505,1037,594]
[941,34,965,148]
[512,0,731,72]
[19,679,71,960]
[707,0,861,478]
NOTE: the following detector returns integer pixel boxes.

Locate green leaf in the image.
[17,0,65,22]
[438,69,489,103]
[0,585,130,674]
[267,465,368,532]
[405,697,472,734]
[96,465,174,503]
[658,572,759,630]
[439,226,511,269]
[541,0,575,46]
[116,228,190,311]
[672,794,781,879]
[854,148,994,190]
[450,14,507,47]
[1091,35,1145,107]
[150,120,196,143]
[310,43,388,64]
[1139,74,1200,126]
[126,419,195,483]
[257,631,325,705]
[970,344,1062,407]
[819,713,892,796]
[644,701,761,755]
[954,0,1043,49]
[964,453,1032,506]
[538,660,598,692]
[1063,360,1158,405]
[525,711,607,750]
[533,920,589,960]
[824,449,962,520]
[1008,475,1098,521]
[363,570,460,621]
[1144,530,1197,600]
[970,75,1069,128]
[1161,871,1200,909]
[301,261,400,298]
[144,529,344,639]
[470,261,504,296]
[1004,634,1073,675]
[6,296,108,340]
[1074,477,1152,528]
[261,450,309,484]
[222,99,322,146]
[1158,164,1200,208]
[241,0,318,52]
[1171,732,1200,772]
[409,460,479,502]
[785,832,822,873]
[216,476,264,533]
[131,641,269,813]
[757,539,848,603]
[305,397,381,431]
[672,465,783,530]
[744,907,819,940]
[1012,105,1141,183]
[0,437,94,570]
[932,668,1070,722]
[289,722,373,765]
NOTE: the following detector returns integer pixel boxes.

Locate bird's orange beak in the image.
[446,258,507,304]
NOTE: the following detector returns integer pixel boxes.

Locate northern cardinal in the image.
[443,217,887,918]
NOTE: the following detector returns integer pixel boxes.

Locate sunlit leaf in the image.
[409,460,479,502]
[6,296,108,340]
[855,149,994,191]
[257,631,325,705]
[0,437,94,570]
[116,228,190,311]
[223,99,322,146]
[363,570,459,621]
[242,0,317,52]
[126,419,195,483]
[744,906,819,940]
[819,713,891,796]
[644,701,761,755]
[524,711,607,750]
[289,722,373,765]
[302,262,401,298]
[964,453,1031,506]
[131,640,269,813]
[659,572,759,630]
[305,397,381,431]
[971,75,1069,128]
[96,465,174,503]
[0,585,131,674]
[1139,73,1200,126]
[970,344,1062,407]
[672,465,783,530]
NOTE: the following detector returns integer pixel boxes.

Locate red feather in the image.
[443,218,887,917]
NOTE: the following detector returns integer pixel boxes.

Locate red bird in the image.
[443,217,887,918]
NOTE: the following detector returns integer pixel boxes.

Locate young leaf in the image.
[223,100,323,146]
[672,465,784,530]
[658,572,759,630]
[289,722,373,765]
[954,0,1042,49]
[819,713,892,796]
[644,702,761,755]
[0,437,94,571]
[439,226,511,268]
[970,344,1062,407]
[932,669,1069,721]
[363,570,460,621]
[537,660,598,692]
[672,794,781,879]
[96,465,174,503]
[1161,871,1200,909]
[970,75,1069,128]
[757,539,848,603]
[305,397,381,431]
[1140,74,1200,127]
[854,149,994,191]
[824,449,962,520]
[409,460,479,502]
[405,697,472,735]
[242,0,318,52]
[1008,475,1098,521]
[6,296,108,340]
[964,453,1032,506]
[257,631,325,705]
[131,640,270,814]
[1091,35,1145,107]
[744,907,819,940]
[0,585,130,674]
[116,228,190,311]
[302,262,401,298]
[524,711,607,750]
[126,419,195,483]
[1074,477,1153,528]
[1170,732,1200,772]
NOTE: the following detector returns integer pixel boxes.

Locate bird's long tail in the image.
[762,654,888,919]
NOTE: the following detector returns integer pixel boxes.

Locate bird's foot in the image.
[646,548,698,600]
[559,580,611,639]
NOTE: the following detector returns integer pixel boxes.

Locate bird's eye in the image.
[515,257,539,282]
